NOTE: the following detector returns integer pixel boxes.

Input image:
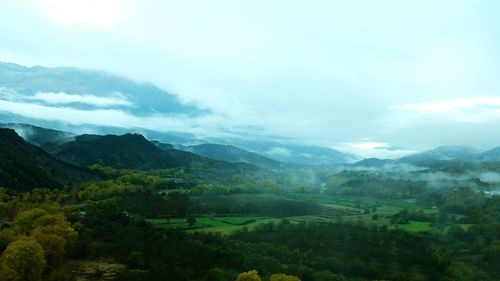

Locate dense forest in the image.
[0,127,499,281]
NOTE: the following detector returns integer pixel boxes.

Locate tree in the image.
[187,216,196,228]
[11,207,77,267]
[483,240,500,263]
[11,208,48,235]
[270,273,301,281]
[0,237,46,281]
[31,233,65,266]
[126,251,146,269]
[166,192,191,217]
[0,229,16,252]
[235,270,262,281]
[0,187,8,202]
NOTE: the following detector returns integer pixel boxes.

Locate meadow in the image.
[147,193,439,234]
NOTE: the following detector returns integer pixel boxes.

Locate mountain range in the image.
[0,126,264,190]
[352,145,500,168]
[0,61,198,115]
[4,61,500,167]
[0,61,355,166]
[167,143,284,169]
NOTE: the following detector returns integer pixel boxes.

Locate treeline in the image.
[1,200,499,281]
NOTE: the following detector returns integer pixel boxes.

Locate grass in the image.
[148,193,444,234]
[392,221,432,232]
[147,216,283,234]
[147,214,437,234]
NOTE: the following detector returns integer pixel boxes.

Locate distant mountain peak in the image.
[171,142,284,169]
[399,145,478,164]
[480,146,500,161]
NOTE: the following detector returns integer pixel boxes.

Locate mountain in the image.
[209,139,359,166]
[0,128,97,191]
[171,143,284,169]
[0,123,75,149]
[53,133,195,169]
[0,62,200,116]
[479,147,500,161]
[0,62,358,166]
[151,140,175,150]
[351,158,396,168]
[399,146,478,165]
[52,133,260,174]
[262,145,357,165]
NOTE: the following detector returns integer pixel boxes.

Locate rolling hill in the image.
[52,133,261,175]
[213,139,359,166]
[0,128,97,190]
[171,143,284,169]
[351,158,396,168]
[398,146,478,165]
[479,147,500,161]
[0,123,75,148]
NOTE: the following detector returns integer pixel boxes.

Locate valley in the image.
[3,3,500,280]
[0,124,498,281]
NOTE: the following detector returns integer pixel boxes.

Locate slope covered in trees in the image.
[0,128,96,190]
[174,143,283,169]
[50,133,268,185]
[0,123,499,281]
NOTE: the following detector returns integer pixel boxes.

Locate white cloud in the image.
[0,99,236,138]
[265,147,291,157]
[334,140,416,159]
[26,92,133,107]
[479,172,500,183]
[2,0,500,151]
[393,97,500,114]
[39,0,127,27]
[348,141,388,150]
[391,97,500,123]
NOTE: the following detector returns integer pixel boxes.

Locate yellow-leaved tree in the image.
[270,273,301,281]
[0,236,46,281]
[235,270,262,281]
[11,206,77,266]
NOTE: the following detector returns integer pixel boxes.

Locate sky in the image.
[1,0,500,158]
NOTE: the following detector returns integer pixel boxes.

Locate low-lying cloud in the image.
[0,98,249,139]
[26,92,133,107]
[334,140,417,159]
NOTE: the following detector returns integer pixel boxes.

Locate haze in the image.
[1,0,500,158]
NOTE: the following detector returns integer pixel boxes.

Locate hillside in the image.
[398,146,478,165]
[52,133,261,175]
[217,139,359,165]
[351,158,396,168]
[480,147,500,161]
[0,123,75,148]
[172,143,283,169]
[0,128,96,190]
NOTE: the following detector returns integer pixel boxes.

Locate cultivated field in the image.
[147,193,443,234]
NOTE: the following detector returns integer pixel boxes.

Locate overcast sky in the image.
[1,0,500,157]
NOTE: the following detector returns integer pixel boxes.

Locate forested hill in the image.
[173,143,284,169]
[52,133,261,173]
[0,123,76,148]
[0,128,97,190]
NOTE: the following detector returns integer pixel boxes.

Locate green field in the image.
[147,193,442,234]
[391,221,433,232]
[147,216,284,234]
